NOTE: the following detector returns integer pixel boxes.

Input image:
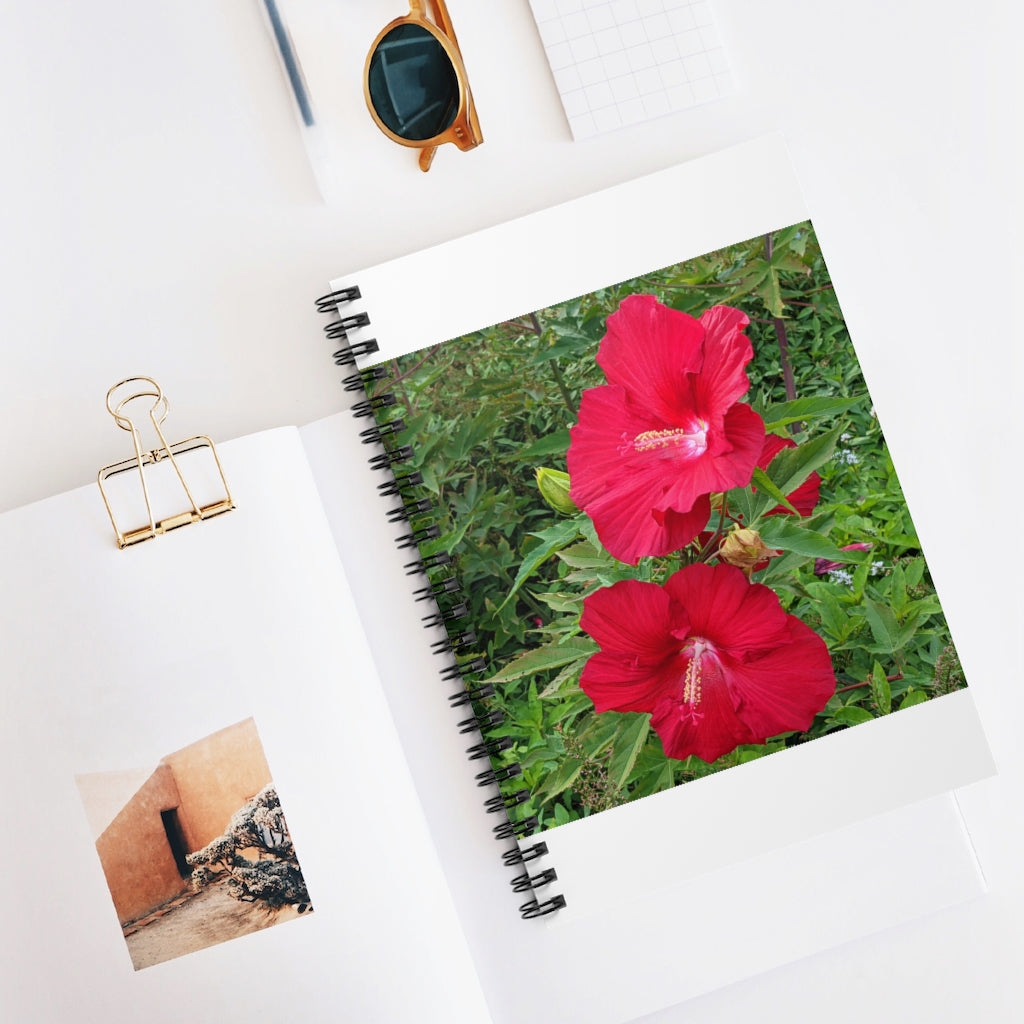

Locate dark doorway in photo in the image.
[161,808,191,878]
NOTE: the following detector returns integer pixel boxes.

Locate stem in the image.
[772,315,798,404]
[835,673,902,695]
[642,279,735,290]
[835,681,868,695]
[389,359,413,417]
[549,360,576,416]
[376,346,442,399]
[528,312,576,416]
[694,497,730,563]
[763,235,798,424]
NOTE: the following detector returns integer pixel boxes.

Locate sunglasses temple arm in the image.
[426,0,457,44]
[418,145,439,172]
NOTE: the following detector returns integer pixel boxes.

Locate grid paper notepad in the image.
[528,0,735,140]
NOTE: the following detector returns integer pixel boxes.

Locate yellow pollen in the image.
[682,654,702,706]
[632,421,709,454]
[634,428,688,450]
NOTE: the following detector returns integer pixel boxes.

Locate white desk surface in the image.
[1,2,1021,1021]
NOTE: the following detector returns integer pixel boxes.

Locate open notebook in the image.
[0,137,996,1024]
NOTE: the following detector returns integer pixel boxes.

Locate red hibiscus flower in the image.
[567,296,765,565]
[758,433,821,517]
[579,563,836,763]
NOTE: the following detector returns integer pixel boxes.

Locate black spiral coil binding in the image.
[360,418,406,445]
[316,284,565,920]
[424,601,469,629]
[379,470,424,497]
[448,681,495,706]
[405,551,452,575]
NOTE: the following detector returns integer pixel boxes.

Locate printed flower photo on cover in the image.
[580,565,836,763]
[567,295,765,565]
[568,295,836,761]
[373,223,968,832]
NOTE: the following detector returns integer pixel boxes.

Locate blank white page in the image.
[0,428,492,1024]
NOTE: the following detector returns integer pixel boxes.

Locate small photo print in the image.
[76,718,312,971]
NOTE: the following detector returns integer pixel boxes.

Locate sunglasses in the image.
[364,0,483,172]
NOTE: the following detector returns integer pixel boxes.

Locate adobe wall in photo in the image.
[95,763,185,925]
[163,718,272,854]
[88,718,272,926]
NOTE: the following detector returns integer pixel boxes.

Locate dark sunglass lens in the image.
[368,24,459,141]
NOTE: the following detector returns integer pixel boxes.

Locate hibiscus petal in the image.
[649,667,755,763]
[587,491,711,565]
[580,580,688,713]
[569,298,765,563]
[693,305,754,415]
[659,402,765,513]
[648,496,713,553]
[580,563,835,766]
[722,619,836,740]
[580,578,681,657]
[596,295,706,425]
[663,564,790,652]
[569,388,714,562]
[581,655,676,714]
[568,385,647,508]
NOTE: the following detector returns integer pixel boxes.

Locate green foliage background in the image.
[371,221,966,833]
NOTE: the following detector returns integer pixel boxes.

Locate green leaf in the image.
[755,266,784,317]
[870,661,892,715]
[888,561,908,614]
[770,247,811,275]
[497,518,582,612]
[629,758,676,799]
[747,425,842,522]
[513,429,571,460]
[536,757,585,804]
[756,517,859,562]
[607,714,651,788]
[903,557,926,589]
[863,600,901,654]
[575,712,622,758]
[764,424,843,495]
[538,657,588,698]
[552,802,574,826]
[802,582,853,641]
[533,326,599,362]
[449,407,500,461]
[556,541,615,570]
[762,396,863,430]
[487,637,598,683]
[749,467,796,514]
[725,483,755,523]
[900,689,930,710]
[832,705,875,727]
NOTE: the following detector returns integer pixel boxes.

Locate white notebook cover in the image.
[320,134,996,1021]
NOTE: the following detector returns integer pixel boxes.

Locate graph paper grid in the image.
[527,0,735,140]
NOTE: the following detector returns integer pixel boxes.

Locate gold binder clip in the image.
[97,377,235,548]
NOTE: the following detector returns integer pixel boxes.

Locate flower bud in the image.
[813,542,873,577]
[718,526,780,577]
[535,467,578,516]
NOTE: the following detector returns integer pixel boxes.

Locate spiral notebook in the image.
[0,137,996,1024]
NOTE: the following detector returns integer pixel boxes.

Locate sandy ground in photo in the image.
[125,876,306,970]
